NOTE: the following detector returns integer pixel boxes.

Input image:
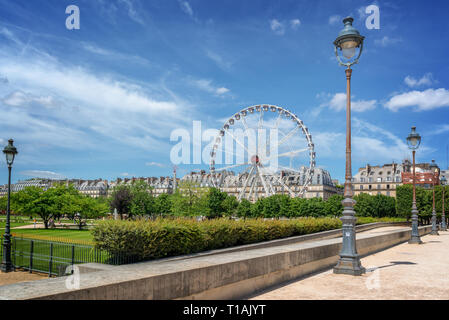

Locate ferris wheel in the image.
[209,104,316,201]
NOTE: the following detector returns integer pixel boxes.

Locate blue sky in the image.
[0,0,449,184]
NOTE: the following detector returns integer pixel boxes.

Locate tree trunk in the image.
[44,219,49,229]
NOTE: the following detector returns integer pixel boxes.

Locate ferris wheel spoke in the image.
[273,112,283,130]
[241,116,250,132]
[258,109,264,132]
[256,167,271,197]
[226,129,251,157]
[261,165,296,197]
[276,126,300,149]
[262,147,309,164]
[248,175,256,201]
[278,165,303,174]
[238,166,255,201]
[214,163,250,172]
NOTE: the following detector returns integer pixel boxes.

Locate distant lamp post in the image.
[332,17,366,276]
[429,160,439,235]
[406,127,422,244]
[1,139,18,273]
[441,176,447,231]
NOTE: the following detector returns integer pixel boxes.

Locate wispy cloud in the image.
[117,0,145,26]
[20,170,66,180]
[374,36,402,47]
[145,161,166,168]
[324,93,377,112]
[192,79,230,96]
[328,15,341,25]
[205,50,233,71]
[290,19,301,30]
[385,88,449,111]
[404,73,435,88]
[82,43,151,66]
[270,19,285,35]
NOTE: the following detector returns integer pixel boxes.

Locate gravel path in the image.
[0,271,46,286]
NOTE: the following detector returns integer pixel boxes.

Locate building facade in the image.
[352,159,441,197]
[181,166,339,202]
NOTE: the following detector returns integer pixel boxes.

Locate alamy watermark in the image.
[170,121,279,171]
[66,5,80,30]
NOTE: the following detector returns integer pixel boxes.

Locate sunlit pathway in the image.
[249,230,449,300]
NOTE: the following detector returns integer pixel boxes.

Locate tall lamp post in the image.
[332,17,366,276]
[0,139,18,273]
[441,176,447,231]
[406,127,422,244]
[429,160,439,235]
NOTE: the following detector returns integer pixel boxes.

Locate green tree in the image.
[324,194,344,217]
[68,196,108,229]
[251,198,265,218]
[289,197,307,218]
[222,195,239,217]
[129,180,155,218]
[154,193,172,217]
[236,198,252,218]
[205,187,227,219]
[109,185,132,219]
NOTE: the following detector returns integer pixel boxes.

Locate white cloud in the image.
[82,43,151,66]
[428,124,449,136]
[2,91,60,108]
[0,52,192,157]
[327,93,376,112]
[179,1,193,17]
[205,50,233,71]
[328,15,341,25]
[385,88,449,111]
[117,0,145,26]
[290,19,301,30]
[192,79,230,96]
[146,161,166,168]
[270,19,285,35]
[374,36,402,47]
[20,170,66,180]
[404,73,435,88]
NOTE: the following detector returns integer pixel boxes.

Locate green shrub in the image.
[92,217,344,261]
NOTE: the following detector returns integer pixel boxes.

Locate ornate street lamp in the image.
[429,160,439,235]
[1,139,18,273]
[441,176,447,231]
[406,127,422,244]
[333,17,366,276]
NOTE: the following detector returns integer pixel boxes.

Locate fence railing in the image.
[0,236,138,277]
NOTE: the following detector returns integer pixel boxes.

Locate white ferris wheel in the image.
[209,104,316,201]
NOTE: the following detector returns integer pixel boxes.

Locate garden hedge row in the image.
[92,217,404,261]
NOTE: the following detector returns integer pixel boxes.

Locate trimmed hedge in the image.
[92,217,342,261]
[91,216,404,262]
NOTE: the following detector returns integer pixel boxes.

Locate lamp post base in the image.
[0,262,14,273]
[334,256,366,276]
[408,236,423,244]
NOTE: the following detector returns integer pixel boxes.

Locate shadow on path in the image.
[366,261,416,272]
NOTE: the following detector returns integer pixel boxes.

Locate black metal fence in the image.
[0,236,138,277]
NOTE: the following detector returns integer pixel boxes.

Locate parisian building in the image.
[181,166,339,202]
[352,159,441,197]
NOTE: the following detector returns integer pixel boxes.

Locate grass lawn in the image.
[9,229,94,244]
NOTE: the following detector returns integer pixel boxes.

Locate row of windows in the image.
[360,170,401,176]
[358,184,393,190]
[354,176,401,183]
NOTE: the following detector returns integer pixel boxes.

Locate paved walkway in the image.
[249,230,449,300]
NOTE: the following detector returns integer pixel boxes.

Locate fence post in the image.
[71,245,75,274]
[29,241,34,273]
[49,243,53,277]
